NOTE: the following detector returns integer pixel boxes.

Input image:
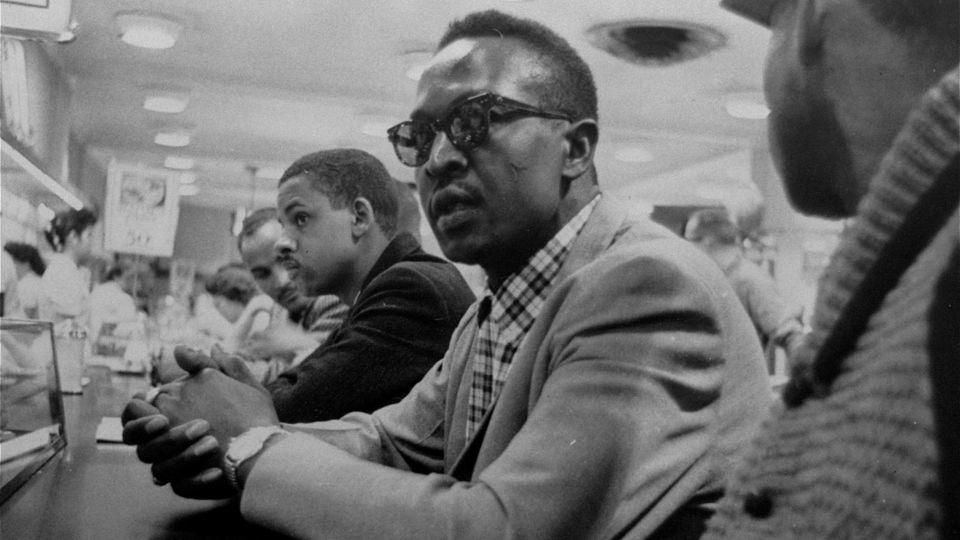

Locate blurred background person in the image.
[685,207,805,372]
[88,265,138,340]
[0,249,16,317]
[202,263,279,383]
[235,207,346,367]
[3,242,46,319]
[38,207,99,326]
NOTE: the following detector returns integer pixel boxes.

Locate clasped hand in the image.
[121,345,279,499]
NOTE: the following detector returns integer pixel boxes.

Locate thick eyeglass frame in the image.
[387,92,573,167]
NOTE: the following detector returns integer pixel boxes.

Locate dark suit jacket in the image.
[267,233,475,423]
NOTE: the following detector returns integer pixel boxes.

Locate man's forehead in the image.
[413,37,541,115]
[241,228,280,261]
[277,175,317,207]
[721,0,777,27]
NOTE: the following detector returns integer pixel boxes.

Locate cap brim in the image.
[721,0,776,27]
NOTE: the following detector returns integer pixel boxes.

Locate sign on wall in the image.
[103,160,180,257]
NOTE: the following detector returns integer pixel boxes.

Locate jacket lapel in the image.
[448,196,629,479]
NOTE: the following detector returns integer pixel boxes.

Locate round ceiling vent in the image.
[585,20,727,67]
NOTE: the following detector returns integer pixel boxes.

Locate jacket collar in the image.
[359,232,422,292]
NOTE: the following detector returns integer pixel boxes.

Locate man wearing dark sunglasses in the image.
[120,10,770,538]
[705,0,959,538]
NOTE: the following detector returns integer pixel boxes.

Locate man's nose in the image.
[424,130,468,180]
[275,229,295,257]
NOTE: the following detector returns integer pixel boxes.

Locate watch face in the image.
[228,426,283,463]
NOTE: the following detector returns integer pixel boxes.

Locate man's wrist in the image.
[223,425,287,493]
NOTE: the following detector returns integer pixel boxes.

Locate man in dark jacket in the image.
[123,148,474,497]
[265,149,475,422]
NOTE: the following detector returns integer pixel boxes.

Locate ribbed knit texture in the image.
[705,68,959,539]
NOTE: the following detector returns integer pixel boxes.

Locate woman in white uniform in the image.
[38,208,99,325]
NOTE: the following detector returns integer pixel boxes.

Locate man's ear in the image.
[795,0,826,67]
[350,197,375,238]
[560,118,598,181]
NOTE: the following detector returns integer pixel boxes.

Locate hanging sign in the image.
[103,160,180,257]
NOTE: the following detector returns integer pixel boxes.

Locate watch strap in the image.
[224,425,285,493]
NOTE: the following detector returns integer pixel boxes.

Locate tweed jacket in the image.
[706,69,960,538]
[267,233,475,423]
[243,197,772,539]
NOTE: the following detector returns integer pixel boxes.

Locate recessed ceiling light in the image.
[154,131,190,147]
[164,156,194,170]
[724,92,769,119]
[255,166,286,180]
[179,184,199,196]
[614,147,655,163]
[115,11,183,50]
[144,95,188,114]
[178,172,197,185]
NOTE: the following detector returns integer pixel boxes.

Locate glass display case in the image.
[0,318,67,504]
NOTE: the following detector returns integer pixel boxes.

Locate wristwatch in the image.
[223,425,285,493]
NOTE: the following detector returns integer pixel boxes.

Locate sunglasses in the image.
[387,92,573,167]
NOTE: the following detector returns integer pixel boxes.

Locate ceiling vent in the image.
[586,20,726,67]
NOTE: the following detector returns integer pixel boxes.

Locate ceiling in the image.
[38,0,773,210]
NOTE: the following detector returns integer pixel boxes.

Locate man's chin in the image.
[436,238,484,266]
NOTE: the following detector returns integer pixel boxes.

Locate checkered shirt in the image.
[466,195,600,439]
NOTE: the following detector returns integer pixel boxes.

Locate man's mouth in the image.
[277,286,301,306]
[278,257,301,282]
[431,189,480,232]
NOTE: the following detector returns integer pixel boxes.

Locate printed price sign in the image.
[103,160,181,257]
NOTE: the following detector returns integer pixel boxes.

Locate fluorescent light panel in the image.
[154,131,190,147]
[116,11,182,50]
[724,92,769,120]
[164,156,194,170]
[144,95,188,114]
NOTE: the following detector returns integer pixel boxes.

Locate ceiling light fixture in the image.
[154,130,191,147]
[614,146,655,163]
[724,92,769,119]
[116,11,183,50]
[144,94,188,114]
[164,156,194,170]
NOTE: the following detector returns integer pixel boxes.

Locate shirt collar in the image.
[480,194,601,325]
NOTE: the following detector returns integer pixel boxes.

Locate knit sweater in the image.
[705,68,959,538]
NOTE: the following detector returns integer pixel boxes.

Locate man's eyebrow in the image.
[281,200,305,214]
